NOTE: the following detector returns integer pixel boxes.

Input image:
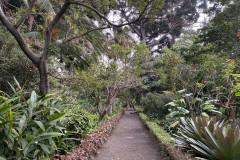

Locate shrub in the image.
[138,113,194,160]
[146,121,175,145]
[176,116,240,160]
[135,107,142,113]
[140,93,171,119]
[0,89,67,159]
[61,106,99,139]
[139,113,150,122]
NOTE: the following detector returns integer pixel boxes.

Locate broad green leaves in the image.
[0,88,67,159]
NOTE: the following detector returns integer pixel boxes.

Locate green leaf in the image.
[27,135,35,142]
[7,82,16,93]
[9,109,13,135]
[30,132,63,144]
[235,92,240,96]
[21,138,28,149]
[29,91,37,117]
[0,96,7,103]
[48,112,66,122]
[73,11,79,20]
[0,104,15,114]
[35,121,45,132]
[13,77,21,90]
[33,149,40,157]
[165,102,176,106]
[38,143,50,154]
[26,31,42,39]
[19,115,27,134]
[64,131,74,137]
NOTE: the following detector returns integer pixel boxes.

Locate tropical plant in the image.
[0,81,68,159]
[165,90,191,121]
[175,116,240,160]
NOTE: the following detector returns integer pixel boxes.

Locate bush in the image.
[176,116,240,160]
[135,107,142,113]
[62,106,99,139]
[146,121,174,145]
[140,93,172,119]
[138,113,194,160]
[0,89,67,159]
[139,113,174,145]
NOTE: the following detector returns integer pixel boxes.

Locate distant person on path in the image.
[132,102,135,109]
[129,102,135,109]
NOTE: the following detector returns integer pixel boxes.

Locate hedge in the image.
[138,112,194,160]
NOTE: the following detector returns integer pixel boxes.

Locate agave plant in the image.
[175,116,240,160]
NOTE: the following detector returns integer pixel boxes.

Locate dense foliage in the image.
[1,0,240,159]
[0,85,67,159]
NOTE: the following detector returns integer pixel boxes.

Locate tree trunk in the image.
[99,110,107,121]
[230,106,236,128]
[38,60,50,95]
[112,97,116,112]
[108,104,113,115]
[108,92,119,114]
[27,14,34,32]
[107,97,114,114]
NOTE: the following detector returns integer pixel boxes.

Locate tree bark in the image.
[230,106,236,128]
[112,96,116,112]
[99,110,107,121]
[38,60,50,95]
[27,14,34,32]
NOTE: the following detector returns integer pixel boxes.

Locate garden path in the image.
[94,108,168,160]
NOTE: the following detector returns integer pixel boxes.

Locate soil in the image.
[94,108,169,160]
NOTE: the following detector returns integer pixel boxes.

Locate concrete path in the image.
[95,108,168,160]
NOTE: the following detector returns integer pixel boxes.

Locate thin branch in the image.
[56,26,110,47]
[48,72,84,81]
[14,0,36,28]
[69,0,153,27]
[120,9,141,37]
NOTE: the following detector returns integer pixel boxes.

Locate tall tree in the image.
[68,37,151,121]
[119,0,201,52]
[0,0,159,95]
[200,0,240,57]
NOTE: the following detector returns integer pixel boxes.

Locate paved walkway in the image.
[95,108,168,160]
